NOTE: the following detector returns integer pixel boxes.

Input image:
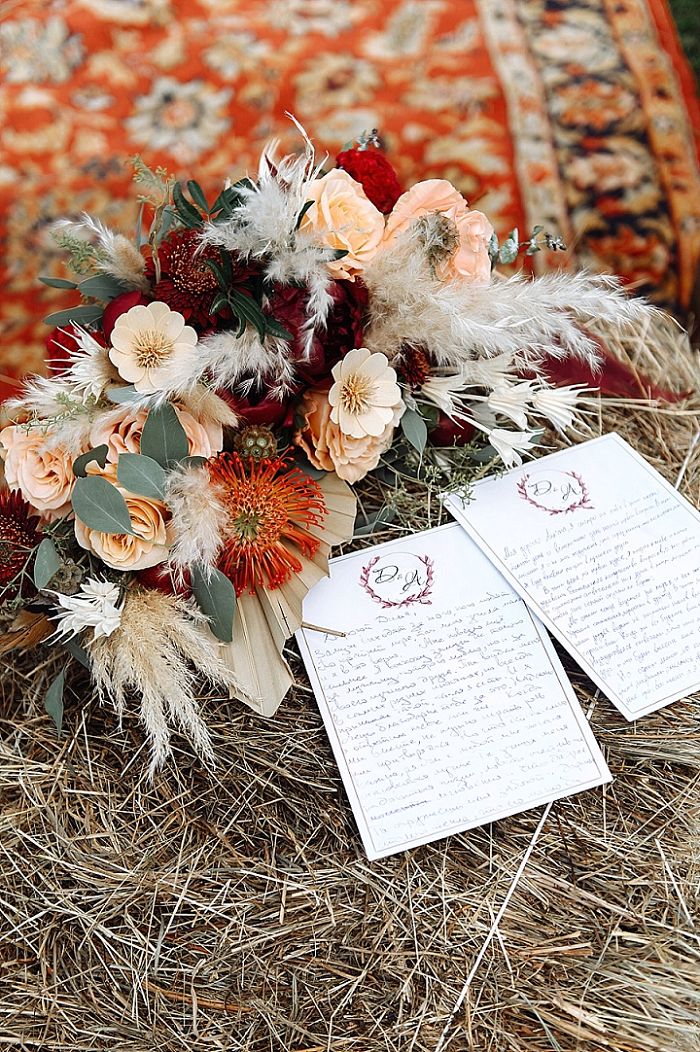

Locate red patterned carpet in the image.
[1,0,699,400]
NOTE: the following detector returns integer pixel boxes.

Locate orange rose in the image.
[74,485,171,572]
[294,386,397,484]
[383,179,493,285]
[300,168,385,280]
[0,424,79,519]
[90,404,223,465]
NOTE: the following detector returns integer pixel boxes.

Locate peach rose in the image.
[74,484,171,572]
[294,386,398,484]
[300,168,385,281]
[0,425,79,519]
[383,179,493,285]
[90,404,223,465]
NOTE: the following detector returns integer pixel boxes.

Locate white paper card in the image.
[297,523,610,860]
[445,433,700,721]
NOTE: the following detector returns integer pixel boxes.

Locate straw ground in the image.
[1,312,699,1051]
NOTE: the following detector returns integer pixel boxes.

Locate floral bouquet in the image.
[0,125,655,772]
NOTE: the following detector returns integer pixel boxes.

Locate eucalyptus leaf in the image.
[78,274,131,301]
[44,670,65,733]
[117,453,166,499]
[72,476,135,536]
[498,241,519,265]
[73,444,109,478]
[191,565,236,643]
[44,304,104,328]
[39,275,78,289]
[354,504,396,538]
[64,638,90,669]
[33,537,61,590]
[140,403,189,467]
[106,385,142,405]
[401,407,428,455]
[181,455,207,470]
[295,455,327,480]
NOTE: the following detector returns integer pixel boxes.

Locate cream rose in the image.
[74,485,171,572]
[90,405,223,465]
[0,424,78,519]
[294,386,397,484]
[299,168,385,280]
[383,179,494,285]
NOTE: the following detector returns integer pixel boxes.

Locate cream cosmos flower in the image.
[328,348,404,439]
[108,301,198,395]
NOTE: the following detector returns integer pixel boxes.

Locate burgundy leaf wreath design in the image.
[360,555,435,608]
[517,470,593,516]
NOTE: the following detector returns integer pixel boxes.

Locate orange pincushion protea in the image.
[208,453,327,596]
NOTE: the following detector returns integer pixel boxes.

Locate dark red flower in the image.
[45,324,80,373]
[103,290,150,342]
[144,229,221,329]
[429,413,475,447]
[336,147,403,213]
[46,324,107,374]
[0,489,41,598]
[216,387,296,429]
[396,345,432,389]
[266,279,368,385]
[136,564,192,598]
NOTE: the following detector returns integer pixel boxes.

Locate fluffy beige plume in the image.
[106,233,149,291]
[189,329,298,399]
[363,228,656,374]
[89,588,252,775]
[165,463,227,579]
[177,385,239,428]
[3,375,97,453]
[199,127,336,349]
[54,214,149,291]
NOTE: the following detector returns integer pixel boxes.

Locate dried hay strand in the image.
[1,310,700,1052]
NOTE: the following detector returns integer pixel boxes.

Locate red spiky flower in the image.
[207,453,327,596]
[0,490,41,596]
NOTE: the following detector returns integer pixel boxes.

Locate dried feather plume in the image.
[165,463,227,580]
[89,588,252,775]
[54,213,149,291]
[363,224,659,374]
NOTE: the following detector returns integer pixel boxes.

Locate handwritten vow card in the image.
[297,524,609,860]
[445,433,700,721]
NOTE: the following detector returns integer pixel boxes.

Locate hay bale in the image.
[1,314,699,1051]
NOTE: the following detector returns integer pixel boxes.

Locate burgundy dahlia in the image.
[145,229,221,329]
[0,490,41,597]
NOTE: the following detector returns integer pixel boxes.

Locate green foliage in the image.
[401,407,428,456]
[33,538,61,590]
[140,404,189,468]
[73,445,109,478]
[191,566,237,643]
[72,476,135,536]
[44,304,104,328]
[44,671,65,734]
[117,453,167,500]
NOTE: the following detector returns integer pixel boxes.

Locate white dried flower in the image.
[486,382,535,430]
[531,384,587,433]
[52,578,123,643]
[64,326,115,402]
[487,427,540,469]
